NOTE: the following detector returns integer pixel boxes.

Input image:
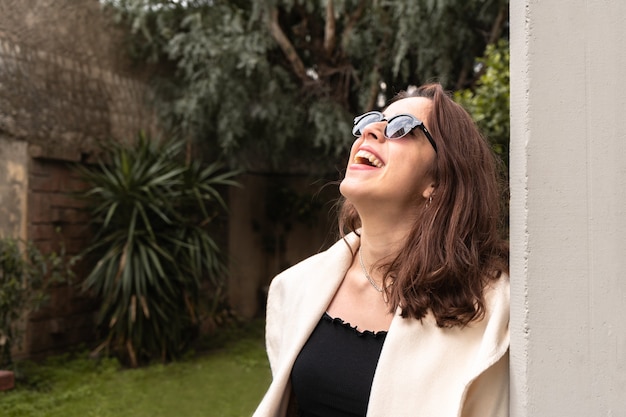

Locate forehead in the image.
[384,97,432,122]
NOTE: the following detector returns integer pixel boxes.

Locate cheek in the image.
[399,153,435,190]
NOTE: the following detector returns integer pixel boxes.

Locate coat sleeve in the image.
[253,275,292,417]
[265,274,285,377]
[461,351,510,417]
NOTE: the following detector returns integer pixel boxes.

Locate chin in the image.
[339,178,368,203]
[338,178,353,198]
[339,179,350,198]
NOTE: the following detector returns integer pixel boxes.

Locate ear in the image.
[422,183,436,200]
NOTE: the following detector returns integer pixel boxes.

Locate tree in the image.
[101,0,509,173]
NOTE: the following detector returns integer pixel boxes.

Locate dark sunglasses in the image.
[352,111,438,153]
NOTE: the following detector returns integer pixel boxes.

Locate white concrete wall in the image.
[510,0,626,415]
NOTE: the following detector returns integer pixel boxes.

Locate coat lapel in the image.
[253,233,360,417]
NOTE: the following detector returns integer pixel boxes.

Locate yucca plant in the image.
[78,134,238,366]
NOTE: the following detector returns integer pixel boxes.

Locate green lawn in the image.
[1,321,271,417]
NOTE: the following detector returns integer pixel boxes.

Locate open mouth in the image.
[354,150,383,168]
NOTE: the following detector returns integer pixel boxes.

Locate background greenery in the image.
[455,38,510,169]
[1,320,269,417]
[101,0,510,173]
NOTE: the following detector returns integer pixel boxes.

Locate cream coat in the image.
[252,232,510,417]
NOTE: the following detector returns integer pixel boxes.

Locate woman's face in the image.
[340,97,437,214]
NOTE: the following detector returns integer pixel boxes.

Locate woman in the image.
[252,83,509,417]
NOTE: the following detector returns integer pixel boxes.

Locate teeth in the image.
[354,150,383,168]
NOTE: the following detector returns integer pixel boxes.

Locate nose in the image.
[359,120,387,143]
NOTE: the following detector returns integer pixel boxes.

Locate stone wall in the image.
[0,140,28,240]
[0,0,158,357]
[0,1,156,161]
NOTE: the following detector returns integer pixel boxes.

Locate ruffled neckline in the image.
[322,312,388,339]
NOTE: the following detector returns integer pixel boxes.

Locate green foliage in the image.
[77,134,239,366]
[0,238,73,368]
[100,0,508,173]
[454,39,510,168]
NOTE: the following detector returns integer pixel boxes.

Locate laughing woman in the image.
[252,83,510,417]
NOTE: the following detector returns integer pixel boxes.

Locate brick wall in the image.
[24,158,96,356]
[28,158,90,255]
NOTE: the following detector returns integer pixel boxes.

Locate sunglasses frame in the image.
[352,111,438,153]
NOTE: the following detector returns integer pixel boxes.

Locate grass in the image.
[0,320,271,417]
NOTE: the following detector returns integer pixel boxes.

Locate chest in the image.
[326,267,393,333]
[291,312,387,417]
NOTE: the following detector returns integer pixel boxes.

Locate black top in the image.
[291,313,387,417]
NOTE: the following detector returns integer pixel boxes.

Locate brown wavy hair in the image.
[339,83,509,327]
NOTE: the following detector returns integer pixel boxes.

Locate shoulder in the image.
[270,232,359,291]
[264,233,360,370]
[266,232,359,325]
[459,274,510,416]
[483,272,510,322]
[469,273,509,372]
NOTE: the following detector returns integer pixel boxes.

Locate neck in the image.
[358,214,413,266]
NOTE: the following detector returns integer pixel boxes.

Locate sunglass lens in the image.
[386,116,415,139]
[352,112,383,136]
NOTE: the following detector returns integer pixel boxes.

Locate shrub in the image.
[77,134,239,366]
[0,238,72,368]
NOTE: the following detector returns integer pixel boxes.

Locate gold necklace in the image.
[358,247,383,292]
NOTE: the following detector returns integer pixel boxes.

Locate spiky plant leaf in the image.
[78,134,238,365]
